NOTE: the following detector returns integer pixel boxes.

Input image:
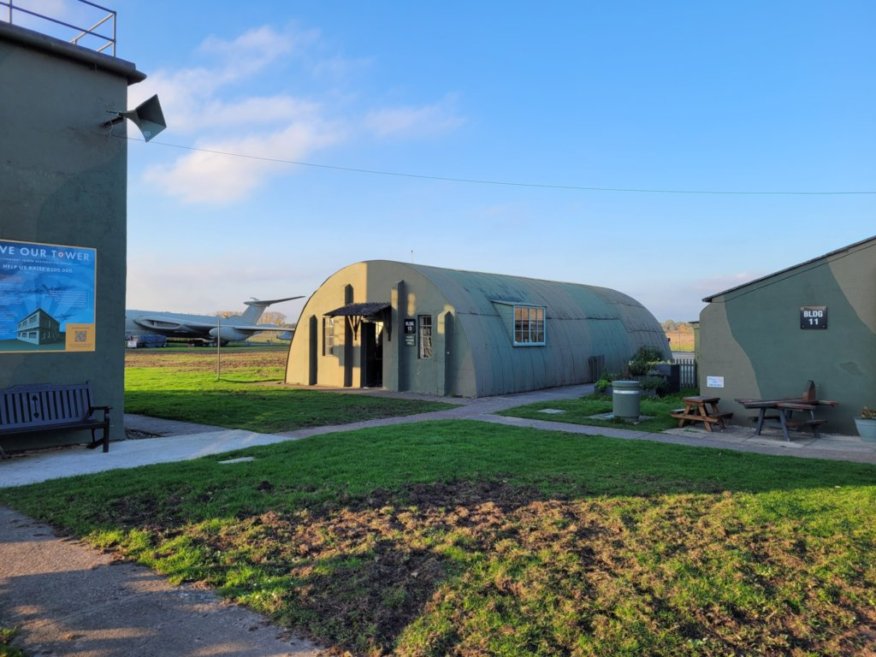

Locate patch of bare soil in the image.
[125,347,287,371]
[109,481,875,657]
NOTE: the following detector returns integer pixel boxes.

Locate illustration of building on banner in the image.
[16,308,62,345]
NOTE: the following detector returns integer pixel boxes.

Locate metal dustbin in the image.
[612,380,641,420]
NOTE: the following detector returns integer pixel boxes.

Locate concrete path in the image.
[2,384,875,656]
[3,384,874,490]
[0,507,321,656]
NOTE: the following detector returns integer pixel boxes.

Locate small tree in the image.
[260,311,287,326]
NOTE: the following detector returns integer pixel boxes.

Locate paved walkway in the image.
[2,385,875,656]
[0,506,320,657]
[2,384,874,490]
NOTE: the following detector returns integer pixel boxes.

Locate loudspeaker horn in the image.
[102,94,166,142]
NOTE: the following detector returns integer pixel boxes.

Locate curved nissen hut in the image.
[286,261,669,397]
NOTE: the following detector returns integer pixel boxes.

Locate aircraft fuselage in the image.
[125,296,302,345]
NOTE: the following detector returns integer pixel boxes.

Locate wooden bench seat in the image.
[670,411,732,423]
[784,418,827,431]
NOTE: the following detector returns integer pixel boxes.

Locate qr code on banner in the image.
[75,330,88,342]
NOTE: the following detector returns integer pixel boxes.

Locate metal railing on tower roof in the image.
[1,0,116,56]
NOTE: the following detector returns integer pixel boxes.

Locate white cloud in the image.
[200,25,303,59]
[134,23,464,205]
[144,120,345,204]
[197,25,312,82]
[130,26,314,133]
[196,96,323,131]
[364,95,465,138]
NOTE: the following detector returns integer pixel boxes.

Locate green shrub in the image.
[639,375,669,397]
[628,346,665,376]
[594,376,613,394]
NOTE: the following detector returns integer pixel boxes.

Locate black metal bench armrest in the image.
[88,405,111,416]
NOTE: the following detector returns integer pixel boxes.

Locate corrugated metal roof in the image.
[401,262,668,395]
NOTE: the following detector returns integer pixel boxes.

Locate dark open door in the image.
[361,322,384,388]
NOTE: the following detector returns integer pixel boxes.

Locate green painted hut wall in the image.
[698,237,876,434]
[287,260,669,397]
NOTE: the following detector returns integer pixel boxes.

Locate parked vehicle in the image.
[126,334,167,348]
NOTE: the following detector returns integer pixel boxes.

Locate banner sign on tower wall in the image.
[0,239,97,353]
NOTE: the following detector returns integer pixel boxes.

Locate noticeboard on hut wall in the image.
[0,239,96,353]
[403,318,417,346]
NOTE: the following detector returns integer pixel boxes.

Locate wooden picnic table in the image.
[736,397,838,442]
[670,396,732,432]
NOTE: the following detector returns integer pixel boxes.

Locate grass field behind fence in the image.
[3,418,875,657]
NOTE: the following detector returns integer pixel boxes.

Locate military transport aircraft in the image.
[125,296,303,345]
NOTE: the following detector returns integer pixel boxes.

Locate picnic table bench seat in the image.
[0,382,111,455]
[671,409,733,423]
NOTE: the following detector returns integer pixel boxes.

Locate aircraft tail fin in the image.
[240,296,304,323]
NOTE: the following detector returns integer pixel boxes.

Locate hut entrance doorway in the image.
[361,321,384,388]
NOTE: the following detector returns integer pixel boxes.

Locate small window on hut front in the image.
[513,305,545,346]
[419,315,433,358]
[323,317,337,355]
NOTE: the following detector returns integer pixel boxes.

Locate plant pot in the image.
[854,417,876,442]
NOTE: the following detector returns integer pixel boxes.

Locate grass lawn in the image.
[3,421,874,657]
[0,629,26,657]
[124,347,452,432]
[499,390,698,432]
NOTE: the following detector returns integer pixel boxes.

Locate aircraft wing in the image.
[129,316,206,335]
[204,322,295,333]
[244,295,304,306]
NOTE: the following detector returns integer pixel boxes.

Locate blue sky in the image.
[40,1,876,321]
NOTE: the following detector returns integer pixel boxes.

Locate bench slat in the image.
[0,382,109,453]
[3,384,91,428]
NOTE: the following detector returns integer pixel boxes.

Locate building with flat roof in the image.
[16,309,62,346]
[0,6,146,448]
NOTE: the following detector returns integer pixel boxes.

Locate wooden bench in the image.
[0,382,111,455]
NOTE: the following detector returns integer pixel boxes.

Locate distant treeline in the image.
[660,320,693,332]
[661,321,695,351]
